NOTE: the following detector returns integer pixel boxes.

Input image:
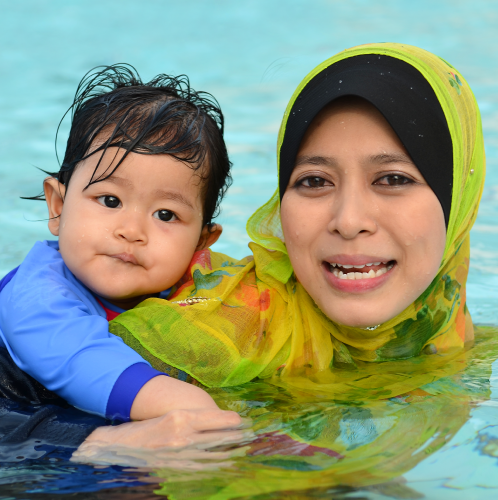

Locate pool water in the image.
[1,0,498,498]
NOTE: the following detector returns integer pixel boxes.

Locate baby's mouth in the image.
[326,260,396,280]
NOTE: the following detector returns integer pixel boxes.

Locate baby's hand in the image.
[130,375,221,420]
[71,409,251,467]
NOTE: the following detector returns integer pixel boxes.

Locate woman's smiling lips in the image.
[322,255,396,293]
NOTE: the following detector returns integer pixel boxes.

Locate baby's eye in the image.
[374,174,414,187]
[153,209,177,222]
[299,176,329,188]
[97,195,121,208]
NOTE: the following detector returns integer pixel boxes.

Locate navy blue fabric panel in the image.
[0,267,18,294]
[106,362,167,421]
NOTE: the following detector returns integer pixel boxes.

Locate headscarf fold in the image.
[110,43,485,400]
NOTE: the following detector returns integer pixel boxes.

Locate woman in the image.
[108,42,485,402]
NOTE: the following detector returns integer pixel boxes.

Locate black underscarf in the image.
[279,54,453,227]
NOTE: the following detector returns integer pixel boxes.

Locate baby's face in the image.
[45,148,213,308]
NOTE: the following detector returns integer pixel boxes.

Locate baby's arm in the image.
[130,376,217,420]
[0,244,217,420]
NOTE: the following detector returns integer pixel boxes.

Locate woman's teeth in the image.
[329,262,394,280]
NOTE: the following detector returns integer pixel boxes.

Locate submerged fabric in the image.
[0,348,104,448]
[278,54,454,226]
[153,327,498,500]
[110,43,485,400]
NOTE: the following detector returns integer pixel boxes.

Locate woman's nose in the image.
[113,210,148,244]
[327,186,377,239]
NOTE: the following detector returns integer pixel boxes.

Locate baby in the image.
[0,64,232,421]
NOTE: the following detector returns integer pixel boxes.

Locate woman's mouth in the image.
[329,261,395,280]
[322,259,397,293]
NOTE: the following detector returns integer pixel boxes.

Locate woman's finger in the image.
[183,429,255,448]
[185,410,248,432]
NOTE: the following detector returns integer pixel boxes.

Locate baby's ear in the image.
[196,223,223,251]
[44,177,66,236]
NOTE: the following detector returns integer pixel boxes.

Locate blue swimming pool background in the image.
[0,0,497,322]
[1,1,498,498]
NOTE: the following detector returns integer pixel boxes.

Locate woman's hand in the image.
[71,408,252,467]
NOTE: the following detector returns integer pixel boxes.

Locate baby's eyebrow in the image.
[98,176,195,209]
[154,190,194,209]
[99,175,133,188]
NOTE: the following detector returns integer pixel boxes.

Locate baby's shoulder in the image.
[3,240,96,308]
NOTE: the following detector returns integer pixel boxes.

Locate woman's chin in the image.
[310,263,405,328]
[322,308,395,330]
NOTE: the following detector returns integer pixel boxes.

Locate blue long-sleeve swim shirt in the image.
[0,240,167,420]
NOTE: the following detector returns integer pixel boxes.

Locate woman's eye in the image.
[300,176,328,188]
[97,195,121,208]
[375,174,413,186]
[153,209,177,222]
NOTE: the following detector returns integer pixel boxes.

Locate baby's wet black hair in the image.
[28,64,232,227]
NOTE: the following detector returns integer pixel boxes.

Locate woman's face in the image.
[280,99,446,328]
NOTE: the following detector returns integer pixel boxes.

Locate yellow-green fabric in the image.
[110,43,485,400]
[152,327,498,500]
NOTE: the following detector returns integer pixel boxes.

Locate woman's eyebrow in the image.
[368,152,414,165]
[294,155,338,168]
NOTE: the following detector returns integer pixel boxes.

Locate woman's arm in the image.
[79,408,244,451]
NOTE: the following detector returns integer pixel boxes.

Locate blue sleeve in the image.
[0,241,164,419]
[106,363,166,421]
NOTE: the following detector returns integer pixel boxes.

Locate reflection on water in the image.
[1,327,494,499]
[148,328,498,499]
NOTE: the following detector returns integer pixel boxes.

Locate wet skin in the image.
[280,98,446,328]
[44,148,220,309]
